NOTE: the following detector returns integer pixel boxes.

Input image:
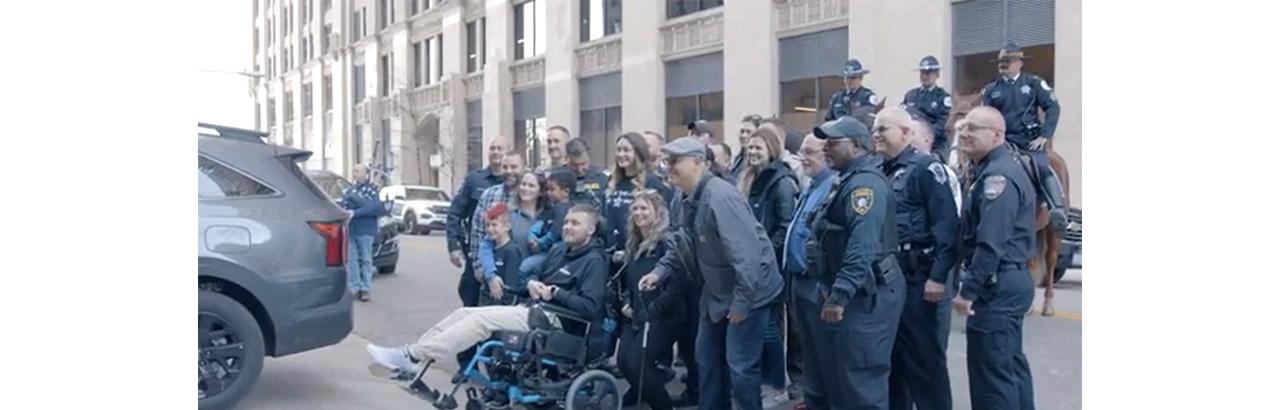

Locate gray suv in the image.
[198,123,353,410]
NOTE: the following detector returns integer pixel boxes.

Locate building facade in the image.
[252,0,1082,204]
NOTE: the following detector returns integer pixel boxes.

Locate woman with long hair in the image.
[603,132,672,264]
[740,127,799,406]
[616,191,687,410]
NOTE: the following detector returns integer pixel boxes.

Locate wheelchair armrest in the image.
[534,302,592,327]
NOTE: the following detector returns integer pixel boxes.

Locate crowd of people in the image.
[361,41,1060,410]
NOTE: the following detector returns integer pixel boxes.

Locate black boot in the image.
[1040,169,1069,235]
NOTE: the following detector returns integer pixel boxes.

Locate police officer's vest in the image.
[804,167,899,289]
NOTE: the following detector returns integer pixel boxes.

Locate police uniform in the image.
[795,117,905,410]
[902,56,952,154]
[882,146,959,410]
[445,167,503,307]
[958,146,1037,410]
[980,41,1069,232]
[825,59,881,121]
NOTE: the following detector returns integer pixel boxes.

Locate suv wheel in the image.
[404,212,418,235]
[199,290,265,410]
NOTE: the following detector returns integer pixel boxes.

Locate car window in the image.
[428,190,449,201]
[406,188,432,201]
[199,156,276,198]
[310,176,350,200]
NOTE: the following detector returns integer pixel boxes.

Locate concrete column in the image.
[724,0,778,152]
[848,0,951,106]
[620,0,664,132]
[390,26,414,184]
[483,0,514,157]
[290,74,304,147]
[442,7,469,190]
[1055,0,1082,206]
[544,0,580,135]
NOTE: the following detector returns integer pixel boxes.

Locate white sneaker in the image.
[366,344,418,374]
[761,387,790,409]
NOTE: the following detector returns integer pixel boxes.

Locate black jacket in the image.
[746,160,799,267]
[536,238,608,321]
[446,168,502,253]
[621,235,688,327]
[602,172,674,254]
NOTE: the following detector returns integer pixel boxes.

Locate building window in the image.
[413,42,423,87]
[380,54,391,96]
[255,103,262,129]
[432,35,443,83]
[378,0,389,31]
[254,28,260,54]
[323,75,333,110]
[580,0,622,42]
[580,106,622,166]
[303,83,314,117]
[666,91,724,142]
[284,91,295,122]
[354,125,365,164]
[267,98,277,127]
[466,101,484,171]
[513,0,546,60]
[284,46,291,69]
[411,0,418,16]
[322,24,331,54]
[424,0,433,11]
[322,0,330,12]
[666,0,723,19]
[466,19,485,73]
[378,119,392,169]
[353,64,366,103]
[779,76,844,132]
[254,0,259,17]
[363,7,369,37]
[301,0,308,25]
[515,117,548,168]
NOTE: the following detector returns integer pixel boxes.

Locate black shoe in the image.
[358,290,371,302]
[657,364,676,383]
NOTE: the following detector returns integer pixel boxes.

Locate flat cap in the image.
[814,116,873,149]
[661,137,708,160]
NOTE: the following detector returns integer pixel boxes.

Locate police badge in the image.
[852,187,874,215]
[983,175,1007,200]
[1020,84,1031,95]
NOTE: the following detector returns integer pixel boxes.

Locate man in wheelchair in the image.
[367,204,608,405]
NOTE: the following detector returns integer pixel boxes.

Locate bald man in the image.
[910,119,963,216]
[873,108,959,410]
[447,136,512,306]
[953,107,1037,410]
[343,163,391,302]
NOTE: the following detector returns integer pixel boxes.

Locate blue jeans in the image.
[696,306,768,410]
[347,235,375,292]
[761,303,787,389]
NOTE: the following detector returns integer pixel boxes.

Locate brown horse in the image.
[945,95,1071,316]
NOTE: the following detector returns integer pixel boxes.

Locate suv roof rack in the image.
[198,122,269,144]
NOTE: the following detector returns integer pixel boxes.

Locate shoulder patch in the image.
[851,187,874,215]
[868,94,880,106]
[1040,79,1052,91]
[928,163,949,184]
[983,175,1007,200]
[943,96,952,107]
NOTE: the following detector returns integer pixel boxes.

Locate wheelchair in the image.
[423,292,623,410]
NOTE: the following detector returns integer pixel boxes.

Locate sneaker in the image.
[367,344,419,374]
[358,290,371,302]
[762,387,790,409]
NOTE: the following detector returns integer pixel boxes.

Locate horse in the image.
[944,94,1072,317]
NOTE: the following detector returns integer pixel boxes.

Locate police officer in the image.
[872,107,958,410]
[952,107,1037,409]
[902,56,952,155]
[825,59,881,121]
[980,41,1068,233]
[446,136,511,307]
[794,116,905,410]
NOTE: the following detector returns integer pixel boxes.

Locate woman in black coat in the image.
[616,191,687,410]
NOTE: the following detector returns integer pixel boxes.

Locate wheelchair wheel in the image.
[565,370,621,410]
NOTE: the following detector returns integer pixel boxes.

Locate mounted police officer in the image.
[980,41,1068,233]
[953,107,1037,409]
[902,56,952,155]
[825,59,881,121]
[873,107,959,410]
[794,116,905,410]
[446,136,511,307]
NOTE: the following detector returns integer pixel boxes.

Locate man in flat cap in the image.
[794,117,905,410]
[639,137,785,410]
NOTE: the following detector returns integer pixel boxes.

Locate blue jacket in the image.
[783,169,835,276]
[342,181,388,237]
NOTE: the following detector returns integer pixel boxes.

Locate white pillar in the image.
[1055,0,1082,206]
[544,0,580,136]
[442,7,469,190]
[483,0,514,162]
[724,0,778,152]
[620,0,664,133]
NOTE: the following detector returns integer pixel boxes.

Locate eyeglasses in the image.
[957,123,998,133]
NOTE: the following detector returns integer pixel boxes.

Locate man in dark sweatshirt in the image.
[639,137,785,410]
[342,164,389,302]
[366,204,608,402]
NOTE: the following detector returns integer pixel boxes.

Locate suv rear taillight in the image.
[309,221,347,267]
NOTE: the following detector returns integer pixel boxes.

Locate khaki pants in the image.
[409,306,531,364]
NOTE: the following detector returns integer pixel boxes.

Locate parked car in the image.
[380,184,451,235]
[305,170,401,274]
[198,123,353,410]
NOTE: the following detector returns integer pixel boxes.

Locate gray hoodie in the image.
[655,172,785,323]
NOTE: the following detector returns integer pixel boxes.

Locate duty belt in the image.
[895,243,933,253]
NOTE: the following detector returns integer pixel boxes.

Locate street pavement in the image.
[239,234,1082,410]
